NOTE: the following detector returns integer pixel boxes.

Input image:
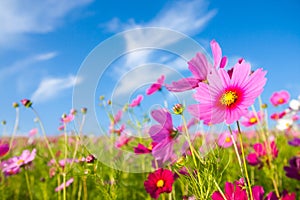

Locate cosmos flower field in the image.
[1,40,299,200]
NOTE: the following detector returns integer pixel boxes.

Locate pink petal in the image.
[166,77,199,92]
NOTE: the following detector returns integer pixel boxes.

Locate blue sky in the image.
[0,0,299,136]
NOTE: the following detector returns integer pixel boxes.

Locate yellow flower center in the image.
[148,144,153,151]
[249,117,257,124]
[221,91,238,106]
[225,137,231,143]
[17,159,24,165]
[156,179,164,188]
[278,98,284,104]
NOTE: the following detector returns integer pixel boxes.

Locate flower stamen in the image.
[156,179,164,188]
[221,91,238,106]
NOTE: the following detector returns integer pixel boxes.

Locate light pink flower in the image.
[166,40,227,92]
[29,128,38,137]
[270,90,290,107]
[188,61,267,125]
[240,111,263,127]
[129,95,143,107]
[115,133,132,148]
[61,114,74,123]
[55,178,74,192]
[146,75,165,95]
[217,131,237,148]
[1,149,36,176]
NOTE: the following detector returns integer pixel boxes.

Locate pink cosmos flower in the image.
[149,109,179,163]
[166,40,227,92]
[2,149,36,176]
[61,113,74,123]
[211,179,264,200]
[113,110,122,124]
[240,111,263,127]
[246,141,278,167]
[0,143,9,157]
[146,75,165,95]
[144,168,174,199]
[188,60,267,125]
[115,133,132,148]
[217,131,237,148]
[55,178,74,192]
[129,94,143,107]
[29,128,38,137]
[270,90,290,106]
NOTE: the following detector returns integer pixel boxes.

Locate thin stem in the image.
[83,176,88,200]
[228,125,251,200]
[10,107,19,150]
[63,123,68,200]
[213,179,227,200]
[31,107,59,168]
[62,173,67,200]
[25,170,33,200]
[236,121,253,200]
[181,114,199,167]
[70,114,86,168]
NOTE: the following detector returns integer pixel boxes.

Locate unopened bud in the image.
[172,103,184,115]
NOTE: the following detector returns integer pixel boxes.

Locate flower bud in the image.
[81,107,87,114]
[12,102,19,108]
[20,99,32,108]
[172,103,184,115]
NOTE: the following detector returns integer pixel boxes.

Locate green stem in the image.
[9,108,19,150]
[25,170,33,200]
[213,179,227,200]
[181,114,199,167]
[236,121,253,200]
[31,107,59,168]
[70,114,86,168]
[62,173,67,200]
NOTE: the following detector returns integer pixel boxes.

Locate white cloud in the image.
[0,0,93,46]
[31,75,83,103]
[103,0,217,97]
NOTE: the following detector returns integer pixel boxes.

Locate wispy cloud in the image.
[0,52,58,80]
[0,0,93,46]
[31,75,83,103]
[102,0,216,97]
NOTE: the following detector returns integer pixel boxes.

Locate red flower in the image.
[144,168,174,199]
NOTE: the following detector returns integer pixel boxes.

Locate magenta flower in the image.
[149,109,179,163]
[55,177,74,192]
[144,168,174,199]
[211,179,264,200]
[240,111,263,127]
[129,94,143,107]
[146,75,165,95]
[0,143,9,157]
[266,190,296,200]
[270,90,290,106]
[217,131,237,148]
[246,141,278,167]
[188,60,267,125]
[134,142,157,154]
[166,40,227,92]
[284,156,300,181]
